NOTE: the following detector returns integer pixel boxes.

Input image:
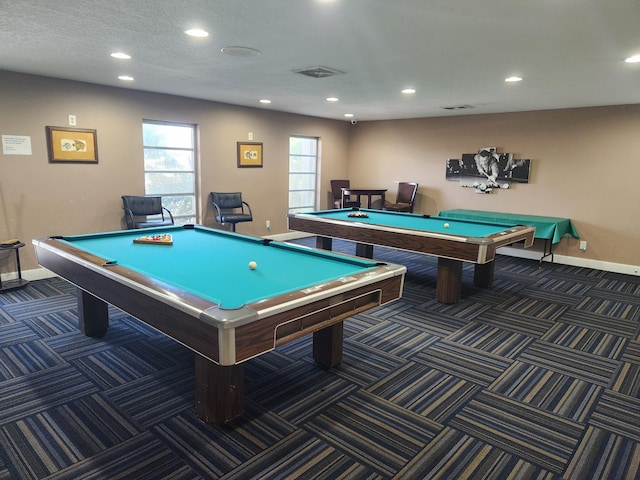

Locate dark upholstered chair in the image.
[330,180,360,209]
[383,182,418,213]
[122,195,174,229]
[210,192,253,231]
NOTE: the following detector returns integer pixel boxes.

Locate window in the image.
[142,121,197,224]
[289,136,318,213]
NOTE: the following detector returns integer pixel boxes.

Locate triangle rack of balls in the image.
[133,234,173,245]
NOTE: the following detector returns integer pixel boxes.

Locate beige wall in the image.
[1,70,639,274]
[0,71,350,271]
[348,107,640,269]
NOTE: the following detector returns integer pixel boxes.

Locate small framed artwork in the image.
[237,142,263,168]
[46,126,98,163]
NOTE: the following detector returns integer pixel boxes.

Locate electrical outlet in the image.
[580,241,587,251]
[248,132,253,140]
[266,220,271,229]
[68,115,76,126]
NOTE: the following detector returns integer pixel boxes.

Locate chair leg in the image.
[231,223,236,232]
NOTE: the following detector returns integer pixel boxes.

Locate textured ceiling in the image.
[1,0,639,121]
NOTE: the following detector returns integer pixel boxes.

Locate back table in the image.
[438,209,579,263]
[33,225,405,423]
[288,209,535,304]
[341,188,387,209]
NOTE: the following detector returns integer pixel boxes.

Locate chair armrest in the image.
[162,207,174,223]
[242,201,253,216]
[123,207,135,229]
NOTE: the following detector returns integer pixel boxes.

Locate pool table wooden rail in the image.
[287,214,535,264]
[288,211,535,304]
[34,239,220,353]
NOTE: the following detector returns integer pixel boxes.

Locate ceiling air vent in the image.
[442,105,475,110]
[294,66,345,78]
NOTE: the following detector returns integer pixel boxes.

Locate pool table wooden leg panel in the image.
[77,288,109,337]
[473,262,494,288]
[313,323,343,368]
[195,355,244,424]
[436,258,462,304]
[355,243,374,258]
[316,235,374,259]
[316,236,333,250]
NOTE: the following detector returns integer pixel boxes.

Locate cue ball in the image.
[248,261,257,270]
[444,223,450,228]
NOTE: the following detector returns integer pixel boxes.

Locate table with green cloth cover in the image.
[438,209,580,262]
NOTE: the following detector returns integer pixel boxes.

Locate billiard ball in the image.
[444,223,450,228]
[248,261,257,270]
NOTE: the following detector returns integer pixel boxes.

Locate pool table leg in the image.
[316,236,333,250]
[355,243,374,258]
[77,289,109,337]
[316,236,374,259]
[194,355,244,423]
[313,323,343,368]
[473,262,494,288]
[436,258,462,304]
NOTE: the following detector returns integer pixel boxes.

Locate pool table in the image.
[288,209,535,304]
[32,224,405,423]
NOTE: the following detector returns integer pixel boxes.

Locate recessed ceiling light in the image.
[625,55,640,63]
[401,88,416,94]
[185,28,209,38]
[259,99,271,104]
[505,76,523,82]
[221,46,261,57]
[118,75,134,81]
[110,52,131,60]
[326,97,339,102]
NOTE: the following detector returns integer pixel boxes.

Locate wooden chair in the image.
[330,180,360,209]
[210,192,253,231]
[384,182,418,212]
[122,195,174,229]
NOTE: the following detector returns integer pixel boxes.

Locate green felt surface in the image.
[61,225,378,309]
[306,209,515,237]
[438,209,580,243]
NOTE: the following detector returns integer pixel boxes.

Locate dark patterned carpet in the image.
[0,238,639,479]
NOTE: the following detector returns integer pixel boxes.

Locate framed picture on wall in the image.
[237,142,263,168]
[46,126,98,163]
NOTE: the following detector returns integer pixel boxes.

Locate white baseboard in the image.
[497,246,640,276]
[264,232,313,242]
[2,267,57,282]
[9,239,638,284]
[269,233,640,276]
